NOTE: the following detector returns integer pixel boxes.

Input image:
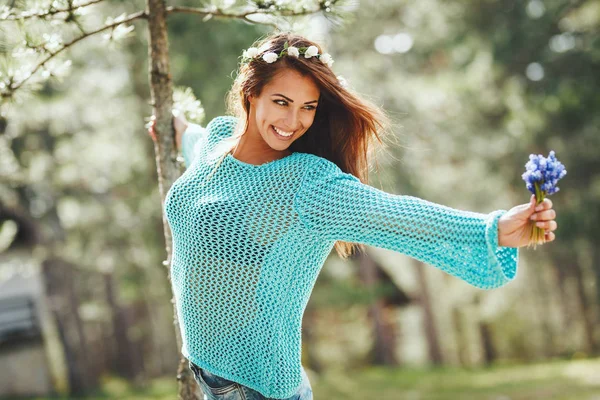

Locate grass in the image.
[10,357,600,400]
[314,357,600,400]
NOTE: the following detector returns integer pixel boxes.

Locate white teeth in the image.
[273,126,294,137]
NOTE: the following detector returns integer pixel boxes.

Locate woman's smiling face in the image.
[248,68,320,151]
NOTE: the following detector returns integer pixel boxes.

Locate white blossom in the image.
[103,24,135,42]
[291,0,314,13]
[243,47,259,59]
[287,46,300,57]
[43,33,63,53]
[262,52,279,63]
[74,6,89,16]
[173,86,205,124]
[36,59,72,83]
[105,12,127,25]
[337,75,348,88]
[11,67,29,83]
[0,5,12,19]
[304,45,319,58]
[320,53,334,67]
[112,24,135,40]
[258,43,271,54]
[12,47,37,58]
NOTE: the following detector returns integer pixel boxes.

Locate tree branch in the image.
[2,0,348,101]
[1,0,106,21]
[166,4,325,28]
[5,10,147,97]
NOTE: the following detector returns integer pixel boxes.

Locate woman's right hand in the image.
[147,112,189,151]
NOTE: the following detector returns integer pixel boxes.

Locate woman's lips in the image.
[271,125,294,141]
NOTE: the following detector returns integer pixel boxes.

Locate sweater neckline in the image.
[225,151,298,168]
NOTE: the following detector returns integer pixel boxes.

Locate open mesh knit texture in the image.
[163,116,519,399]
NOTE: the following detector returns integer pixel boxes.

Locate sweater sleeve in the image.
[293,157,519,290]
[181,123,207,167]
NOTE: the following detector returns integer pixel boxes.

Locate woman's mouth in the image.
[271,125,295,140]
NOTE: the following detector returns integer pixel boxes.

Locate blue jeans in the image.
[189,361,313,400]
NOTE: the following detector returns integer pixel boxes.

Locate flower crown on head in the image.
[241,41,348,88]
[242,41,334,67]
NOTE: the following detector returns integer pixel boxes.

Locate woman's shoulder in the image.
[206,115,238,139]
[295,153,359,182]
[295,153,333,170]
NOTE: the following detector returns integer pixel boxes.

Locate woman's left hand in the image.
[497,194,557,247]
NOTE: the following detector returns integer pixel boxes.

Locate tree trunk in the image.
[592,249,600,355]
[41,259,93,395]
[356,250,398,365]
[572,254,598,354]
[146,0,197,398]
[550,249,596,356]
[301,304,324,373]
[412,259,443,365]
[478,321,496,365]
[104,273,137,379]
[452,307,469,367]
[552,263,571,348]
[532,262,556,358]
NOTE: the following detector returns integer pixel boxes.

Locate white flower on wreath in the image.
[243,47,259,59]
[337,75,348,88]
[262,52,279,63]
[258,43,271,54]
[287,46,300,58]
[320,53,334,68]
[304,45,319,58]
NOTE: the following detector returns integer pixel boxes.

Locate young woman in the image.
[149,31,557,400]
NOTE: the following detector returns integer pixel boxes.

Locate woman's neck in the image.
[230,130,291,165]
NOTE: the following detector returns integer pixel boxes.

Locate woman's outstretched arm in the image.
[180,122,208,167]
[293,156,521,290]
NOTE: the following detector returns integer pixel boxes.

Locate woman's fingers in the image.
[146,115,157,142]
[535,198,553,211]
[144,115,154,129]
[531,209,556,221]
[535,220,558,231]
[147,114,183,143]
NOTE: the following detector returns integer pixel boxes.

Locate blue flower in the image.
[521,150,567,195]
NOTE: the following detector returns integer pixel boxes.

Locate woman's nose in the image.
[285,109,301,130]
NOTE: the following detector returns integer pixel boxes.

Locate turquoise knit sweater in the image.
[164,116,519,399]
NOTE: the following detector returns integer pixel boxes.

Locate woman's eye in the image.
[274,100,316,110]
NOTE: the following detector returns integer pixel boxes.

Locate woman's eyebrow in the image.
[272,93,318,104]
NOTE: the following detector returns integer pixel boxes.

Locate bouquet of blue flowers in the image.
[522,151,567,248]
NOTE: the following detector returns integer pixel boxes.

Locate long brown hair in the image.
[225,31,393,259]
